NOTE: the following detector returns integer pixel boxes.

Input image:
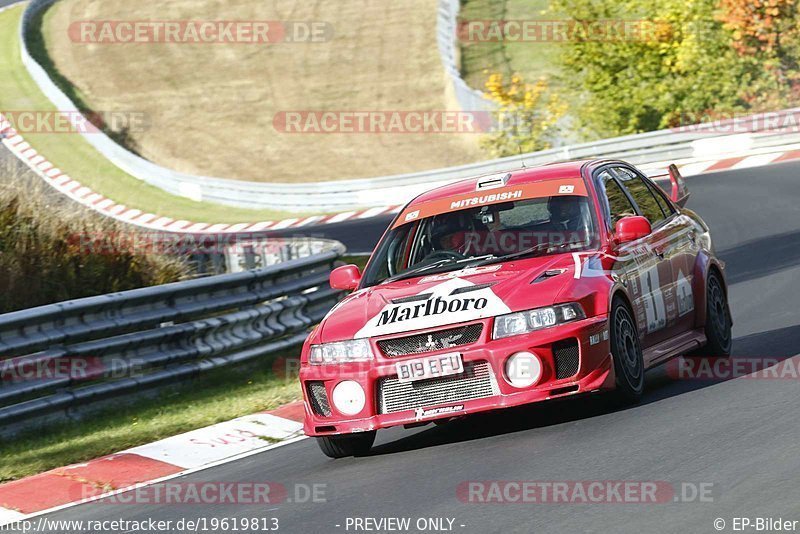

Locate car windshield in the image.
[361,193,599,287]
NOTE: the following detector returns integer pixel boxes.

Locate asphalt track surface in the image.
[19,161,800,533]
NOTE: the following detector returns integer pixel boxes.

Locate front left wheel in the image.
[317,431,376,459]
[610,297,645,404]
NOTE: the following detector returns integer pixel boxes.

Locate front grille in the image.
[553,339,580,379]
[377,324,483,357]
[378,361,499,414]
[306,381,331,417]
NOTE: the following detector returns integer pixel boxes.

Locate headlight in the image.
[309,338,374,365]
[493,303,586,339]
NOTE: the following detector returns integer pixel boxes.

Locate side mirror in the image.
[615,216,652,244]
[330,264,362,291]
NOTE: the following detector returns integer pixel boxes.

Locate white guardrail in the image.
[19,0,800,213]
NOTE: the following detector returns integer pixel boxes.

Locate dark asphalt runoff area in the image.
[21,160,800,533]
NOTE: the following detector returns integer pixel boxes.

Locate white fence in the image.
[436,0,495,113]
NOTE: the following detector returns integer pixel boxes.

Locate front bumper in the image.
[300,315,614,436]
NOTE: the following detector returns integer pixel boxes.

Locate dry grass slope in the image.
[0,158,187,313]
[43,0,484,183]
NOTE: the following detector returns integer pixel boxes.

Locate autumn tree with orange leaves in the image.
[718,0,800,103]
[546,0,800,138]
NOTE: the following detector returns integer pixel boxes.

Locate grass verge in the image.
[0,359,303,482]
[0,5,296,224]
[341,254,370,271]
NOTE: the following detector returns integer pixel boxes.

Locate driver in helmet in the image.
[431,215,466,254]
[547,196,584,232]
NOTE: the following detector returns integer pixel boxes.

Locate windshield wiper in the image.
[385,258,455,283]
[385,254,497,283]
[471,242,566,267]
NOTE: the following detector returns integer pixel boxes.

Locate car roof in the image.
[409,160,593,205]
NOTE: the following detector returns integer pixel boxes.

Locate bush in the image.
[550,0,779,137]
[718,0,800,107]
[0,174,188,313]
[480,73,567,157]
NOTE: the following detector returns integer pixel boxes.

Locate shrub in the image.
[550,0,765,137]
[480,73,567,157]
[0,171,188,313]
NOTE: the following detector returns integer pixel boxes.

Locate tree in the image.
[480,73,567,157]
[718,0,800,105]
[551,0,760,137]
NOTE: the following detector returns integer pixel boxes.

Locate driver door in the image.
[596,169,671,351]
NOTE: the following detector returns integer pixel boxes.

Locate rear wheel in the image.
[316,431,376,459]
[703,270,732,357]
[610,297,645,404]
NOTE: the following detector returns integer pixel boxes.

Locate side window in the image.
[645,180,675,218]
[597,170,636,227]
[614,168,667,225]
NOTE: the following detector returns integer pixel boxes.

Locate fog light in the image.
[331,380,366,415]
[504,351,542,388]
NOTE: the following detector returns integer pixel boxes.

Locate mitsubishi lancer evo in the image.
[299,160,732,458]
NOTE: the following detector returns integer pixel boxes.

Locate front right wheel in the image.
[610,297,645,404]
[317,431,376,459]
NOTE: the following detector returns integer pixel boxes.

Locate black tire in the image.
[703,270,732,357]
[316,431,376,459]
[610,297,645,404]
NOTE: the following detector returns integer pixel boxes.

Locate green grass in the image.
[0,361,303,482]
[341,254,370,271]
[460,0,565,91]
[0,5,297,224]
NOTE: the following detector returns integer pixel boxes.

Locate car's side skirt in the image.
[644,328,707,369]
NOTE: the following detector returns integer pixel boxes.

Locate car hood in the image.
[316,253,578,342]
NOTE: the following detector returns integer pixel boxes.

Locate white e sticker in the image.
[559,185,575,194]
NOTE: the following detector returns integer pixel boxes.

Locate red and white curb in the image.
[0,401,307,526]
[638,145,800,176]
[0,116,402,233]
[4,112,800,234]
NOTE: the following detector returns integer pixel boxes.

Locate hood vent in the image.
[532,269,567,284]
[391,292,432,304]
[449,283,496,296]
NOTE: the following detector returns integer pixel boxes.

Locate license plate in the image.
[396,353,464,383]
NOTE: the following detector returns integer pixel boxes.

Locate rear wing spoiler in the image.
[647,164,690,208]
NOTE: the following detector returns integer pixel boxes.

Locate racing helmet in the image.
[547,195,582,225]
[429,214,465,250]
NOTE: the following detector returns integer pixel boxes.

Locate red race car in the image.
[300,159,732,458]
